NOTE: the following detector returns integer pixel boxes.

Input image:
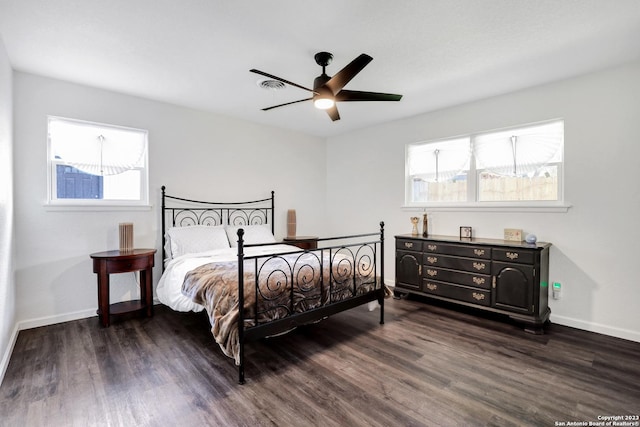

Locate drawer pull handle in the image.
[426,283,437,291]
[426,269,437,277]
[472,277,486,285]
[427,256,438,264]
[472,292,486,301]
[506,252,519,260]
[427,244,437,251]
[404,242,414,249]
[473,262,486,271]
[474,249,485,256]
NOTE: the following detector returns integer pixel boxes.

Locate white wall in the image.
[12,72,326,327]
[0,36,15,383]
[326,60,640,342]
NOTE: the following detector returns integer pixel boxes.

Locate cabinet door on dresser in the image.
[492,261,535,314]
[395,239,422,291]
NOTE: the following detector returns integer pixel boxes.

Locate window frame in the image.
[46,116,150,210]
[404,119,570,213]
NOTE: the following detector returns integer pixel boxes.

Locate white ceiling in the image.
[1,0,640,138]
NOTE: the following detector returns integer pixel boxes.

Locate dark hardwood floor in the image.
[1,297,639,427]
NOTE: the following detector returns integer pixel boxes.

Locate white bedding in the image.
[156,244,299,312]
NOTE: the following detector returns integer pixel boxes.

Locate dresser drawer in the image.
[493,248,535,264]
[422,279,491,307]
[423,242,491,259]
[423,267,491,289]
[424,254,490,274]
[396,239,423,252]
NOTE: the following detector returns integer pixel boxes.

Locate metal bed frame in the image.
[161,186,386,383]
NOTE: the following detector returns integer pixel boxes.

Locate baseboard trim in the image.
[550,313,640,343]
[0,323,19,387]
[17,308,97,331]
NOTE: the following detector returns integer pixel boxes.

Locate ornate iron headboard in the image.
[161,186,275,263]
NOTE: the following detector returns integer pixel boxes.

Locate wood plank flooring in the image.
[1,297,639,426]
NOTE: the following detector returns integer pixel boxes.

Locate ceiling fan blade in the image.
[326,105,340,121]
[250,69,317,93]
[324,54,373,95]
[335,90,403,102]
[261,98,313,111]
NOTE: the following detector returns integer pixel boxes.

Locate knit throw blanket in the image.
[182,250,380,364]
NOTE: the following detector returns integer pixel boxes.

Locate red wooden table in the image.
[90,249,156,327]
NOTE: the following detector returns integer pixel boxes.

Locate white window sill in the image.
[402,202,571,213]
[44,203,152,212]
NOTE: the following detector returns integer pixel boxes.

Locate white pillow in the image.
[225,224,276,247]
[166,225,230,258]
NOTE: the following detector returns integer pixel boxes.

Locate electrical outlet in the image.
[552,282,562,300]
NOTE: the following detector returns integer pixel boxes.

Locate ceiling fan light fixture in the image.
[313,97,335,110]
[313,86,335,109]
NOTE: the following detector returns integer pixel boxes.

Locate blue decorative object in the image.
[525,233,537,244]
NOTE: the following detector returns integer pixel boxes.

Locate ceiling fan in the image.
[250,52,403,121]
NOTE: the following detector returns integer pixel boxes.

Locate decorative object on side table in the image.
[459,226,472,239]
[504,228,523,241]
[119,222,134,251]
[525,233,537,244]
[422,213,428,237]
[410,217,419,235]
[286,209,296,238]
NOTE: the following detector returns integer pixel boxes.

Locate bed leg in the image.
[379,294,385,325]
[238,336,245,384]
[238,364,245,385]
[238,342,245,384]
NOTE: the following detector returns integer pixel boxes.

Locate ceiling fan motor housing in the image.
[314,74,330,91]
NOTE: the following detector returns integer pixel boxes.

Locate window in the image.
[406,120,564,207]
[47,116,149,206]
[406,137,471,203]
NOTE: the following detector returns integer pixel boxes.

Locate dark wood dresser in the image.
[395,234,551,333]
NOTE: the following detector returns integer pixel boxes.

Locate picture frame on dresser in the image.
[459,226,472,239]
